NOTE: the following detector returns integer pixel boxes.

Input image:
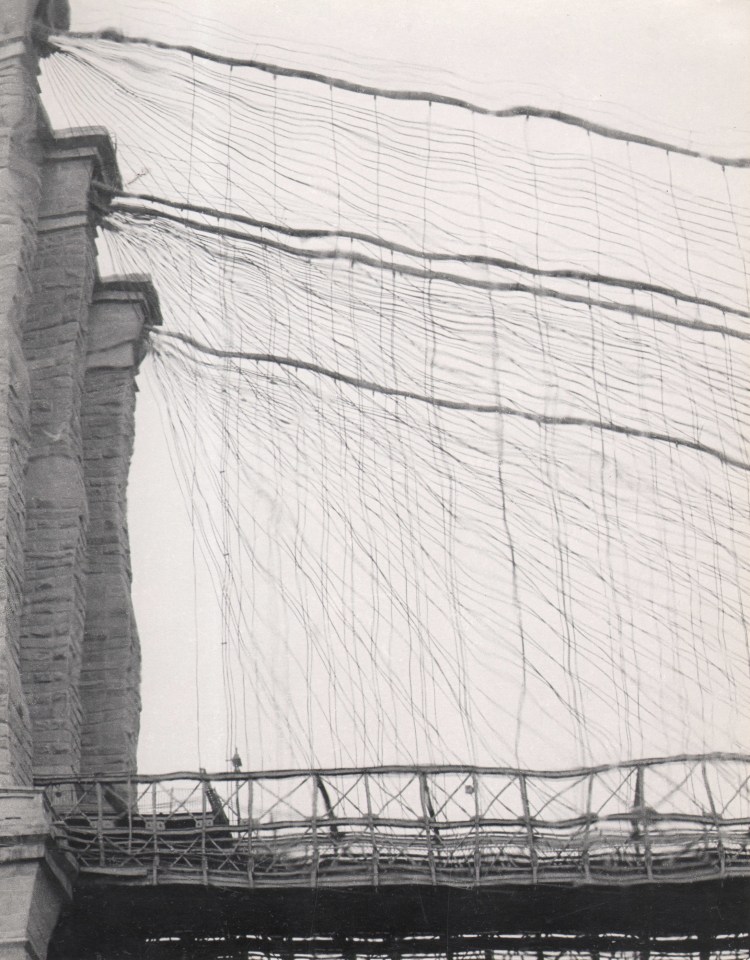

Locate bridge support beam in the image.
[0,790,75,960]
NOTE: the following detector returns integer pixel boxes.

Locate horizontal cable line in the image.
[33,751,750,783]
[156,329,750,474]
[110,206,750,341]
[41,812,750,829]
[54,31,750,168]
[99,186,750,323]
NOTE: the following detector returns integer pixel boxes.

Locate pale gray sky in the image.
[50,0,750,774]
[68,0,750,144]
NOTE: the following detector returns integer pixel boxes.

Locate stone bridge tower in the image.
[0,1,156,955]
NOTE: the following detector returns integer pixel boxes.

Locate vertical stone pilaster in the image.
[0,0,47,787]
[2,4,156,957]
[20,131,120,780]
[80,278,160,777]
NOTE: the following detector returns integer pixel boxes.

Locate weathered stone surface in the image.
[0,790,75,960]
[80,282,160,777]
[0,0,46,787]
[2,118,150,788]
[0,5,156,957]
[18,134,108,780]
[1,0,155,785]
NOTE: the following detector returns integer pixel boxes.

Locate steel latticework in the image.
[40,755,750,958]
[40,755,750,890]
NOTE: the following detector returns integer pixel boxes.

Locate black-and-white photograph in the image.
[0,1,748,957]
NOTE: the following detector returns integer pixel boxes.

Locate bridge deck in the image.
[42,757,750,957]
[41,755,750,891]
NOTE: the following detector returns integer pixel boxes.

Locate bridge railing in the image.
[38,754,750,888]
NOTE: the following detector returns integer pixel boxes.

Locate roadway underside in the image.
[49,878,750,958]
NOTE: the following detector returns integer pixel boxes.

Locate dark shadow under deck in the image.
[50,877,750,958]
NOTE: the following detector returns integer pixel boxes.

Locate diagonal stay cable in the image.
[53,32,750,168]
[107,207,750,342]
[98,185,750,324]
[156,329,750,473]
